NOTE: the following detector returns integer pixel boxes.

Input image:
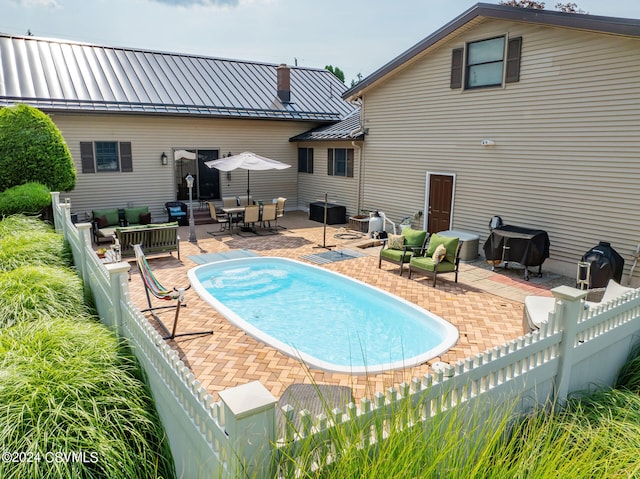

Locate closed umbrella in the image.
[205,151,290,203]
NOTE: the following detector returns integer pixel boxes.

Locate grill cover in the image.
[483,225,550,267]
[581,241,624,288]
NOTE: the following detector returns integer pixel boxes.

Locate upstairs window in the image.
[298,147,314,173]
[466,36,505,88]
[327,148,354,178]
[450,36,522,90]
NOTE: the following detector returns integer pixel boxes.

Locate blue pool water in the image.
[188,257,458,374]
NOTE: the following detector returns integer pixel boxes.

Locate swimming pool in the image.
[188,257,458,374]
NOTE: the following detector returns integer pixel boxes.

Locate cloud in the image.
[149,0,239,6]
[9,0,60,7]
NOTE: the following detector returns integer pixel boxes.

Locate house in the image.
[341,3,640,280]
[0,33,357,221]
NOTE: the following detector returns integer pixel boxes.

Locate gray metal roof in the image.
[289,109,363,142]
[343,2,640,100]
[0,33,355,122]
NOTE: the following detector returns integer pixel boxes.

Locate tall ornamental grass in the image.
[0,214,174,478]
[279,346,640,479]
[0,317,173,479]
[0,265,85,328]
[0,215,71,271]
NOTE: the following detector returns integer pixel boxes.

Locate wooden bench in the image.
[115,222,180,260]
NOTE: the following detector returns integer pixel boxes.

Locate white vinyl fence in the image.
[51,193,640,479]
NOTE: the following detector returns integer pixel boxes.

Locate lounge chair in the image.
[522,279,634,334]
[408,233,463,286]
[378,227,429,276]
[134,244,213,340]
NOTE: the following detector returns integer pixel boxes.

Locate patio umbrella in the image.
[204,152,290,203]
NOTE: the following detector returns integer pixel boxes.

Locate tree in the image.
[325,65,345,83]
[499,0,586,12]
[350,73,364,88]
[0,104,76,192]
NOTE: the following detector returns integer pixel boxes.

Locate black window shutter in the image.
[120,142,133,172]
[327,149,334,176]
[346,149,354,178]
[505,37,522,84]
[308,148,314,174]
[450,48,464,89]
[80,142,95,173]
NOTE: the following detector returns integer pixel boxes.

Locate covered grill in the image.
[579,241,624,288]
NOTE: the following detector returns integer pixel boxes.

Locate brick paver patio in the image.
[124,211,571,402]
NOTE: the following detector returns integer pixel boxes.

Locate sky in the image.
[1,0,639,84]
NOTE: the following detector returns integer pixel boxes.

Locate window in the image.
[327,148,354,177]
[298,148,314,173]
[96,142,119,172]
[80,141,133,173]
[450,36,522,90]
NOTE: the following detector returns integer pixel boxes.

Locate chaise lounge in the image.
[522,279,634,334]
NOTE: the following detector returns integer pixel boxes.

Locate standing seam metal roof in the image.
[0,34,355,121]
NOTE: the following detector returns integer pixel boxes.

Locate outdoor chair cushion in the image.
[388,234,405,250]
[426,233,459,264]
[380,248,409,263]
[403,227,428,248]
[410,256,457,273]
[92,208,120,227]
[124,206,149,225]
[168,206,186,216]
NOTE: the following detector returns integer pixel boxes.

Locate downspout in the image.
[349,98,364,215]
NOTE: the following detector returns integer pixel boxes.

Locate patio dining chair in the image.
[260,203,278,233]
[242,204,260,233]
[207,201,232,233]
[275,197,287,229]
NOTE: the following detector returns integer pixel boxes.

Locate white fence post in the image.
[50,192,61,232]
[219,381,277,479]
[76,223,92,284]
[106,262,131,336]
[551,285,587,402]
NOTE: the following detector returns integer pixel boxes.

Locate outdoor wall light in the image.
[226,171,232,181]
[161,152,168,165]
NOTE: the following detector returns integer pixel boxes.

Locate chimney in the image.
[277,64,291,103]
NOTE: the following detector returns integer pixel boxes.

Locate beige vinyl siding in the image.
[296,141,362,219]
[53,113,315,221]
[360,19,640,278]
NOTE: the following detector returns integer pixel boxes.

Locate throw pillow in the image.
[96,215,109,228]
[139,212,151,225]
[432,244,447,263]
[387,234,405,250]
[169,206,183,216]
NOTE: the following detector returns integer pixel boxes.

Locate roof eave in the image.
[343,2,640,101]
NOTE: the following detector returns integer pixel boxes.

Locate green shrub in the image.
[0,182,51,216]
[0,265,85,328]
[0,215,71,271]
[0,316,174,479]
[0,104,76,192]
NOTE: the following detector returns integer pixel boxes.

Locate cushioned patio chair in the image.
[165,201,188,226]
[378,227,429,276]
[522,279,634,334]
[408,232,463,286]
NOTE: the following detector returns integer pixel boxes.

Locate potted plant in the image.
[96,247,107,258]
